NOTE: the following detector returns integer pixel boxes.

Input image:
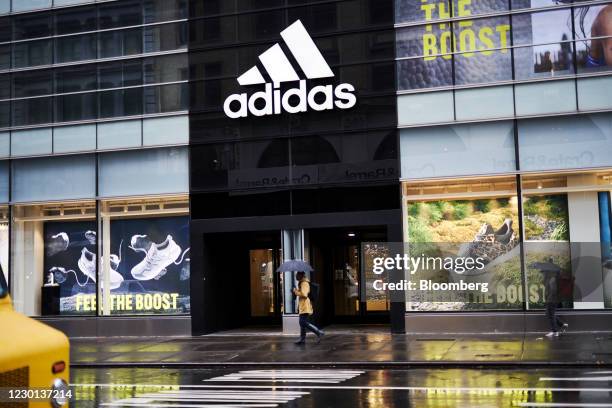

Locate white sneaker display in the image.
[130,235,182,281]
[78,247,124,290]
[78,247,97,283]
[545,331,559,338]
[47,232,70,256]
[85,230,97,245]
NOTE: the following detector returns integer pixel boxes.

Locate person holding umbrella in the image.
[530,257,569,337]
[277,259,324,345]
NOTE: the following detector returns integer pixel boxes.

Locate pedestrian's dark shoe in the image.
[316,330,325,344]
[295,339,305,345]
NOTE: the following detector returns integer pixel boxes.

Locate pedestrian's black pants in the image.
[545,303,565,332]
[299,313,321,340]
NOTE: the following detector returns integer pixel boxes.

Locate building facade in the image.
[4,0,612,336]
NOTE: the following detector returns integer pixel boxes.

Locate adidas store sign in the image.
[223,20,357,119]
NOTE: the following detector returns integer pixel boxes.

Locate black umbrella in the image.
[276,259,313,273]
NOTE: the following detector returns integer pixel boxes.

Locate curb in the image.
[71,360,612,369]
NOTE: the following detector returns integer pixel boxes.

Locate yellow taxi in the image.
[0,269,70,407]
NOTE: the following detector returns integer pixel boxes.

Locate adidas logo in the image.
[223,20,357,119]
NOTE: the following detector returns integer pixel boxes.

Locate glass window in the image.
[397,91,454,126]
[397,0,509,23]
[13,39,52,68]
[0,160,8,201]
[0,132,9,157]
[13,69,53,98]
[396,0,450,24]
[396,23,453,90]
[55,7,97,35]
[143,115,189,146]
[55,65,97,93]
[455,85,514,120]
[99,0,143,29]
[53,0,94,6]
[577,76,612,111]
[402,177,522,311]
[143,54,188,84]
[12,154,96,202]
[0,16,10,42]
[12,97,53,126]
[98,197,190,315]
[515,80,576,116]
[53,124,96,154]
[0,101,9,128]
[11,201,96,316]
[144,22,187,53]
[11,128,52,157]
[99,60,143,89]
[0,44,10,70]
[98,147,189,197]
[13,13,52,40]
[55,33,97,63]
[11,0,51,13]
[0,0,8,15]
[400,121,516,179]
[521,172,610,311]
[144,83,188,114]
[0,74,9,100]
[575,4,612,73]
[99,88,143,118]
[144,0,188,23]
[513,9,574,80]
[453,15,512,84]
[97,119,142,150]
[518,113,612,172]
[98,28,143,58]
[55,92,98,122]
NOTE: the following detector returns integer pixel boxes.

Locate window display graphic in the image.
[574,2,612,70]
[406,197,524,310]
[523,194,572,309]
[43,216,190,315]
[397,0,512,88]
[397,0,612,89]
[44,221,97,315]
[108,216,190,314]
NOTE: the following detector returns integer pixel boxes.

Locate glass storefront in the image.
[402,171,612,312]
[10,196,190,317]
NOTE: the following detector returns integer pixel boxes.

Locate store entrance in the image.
[309,227,389,325]
[200,231,282,332]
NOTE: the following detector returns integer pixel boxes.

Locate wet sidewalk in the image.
[70,326,612,367]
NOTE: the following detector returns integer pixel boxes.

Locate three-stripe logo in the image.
[223,20,357,119]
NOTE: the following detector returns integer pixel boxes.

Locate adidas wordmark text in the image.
[224,81,356,119]
[223,20,357,119]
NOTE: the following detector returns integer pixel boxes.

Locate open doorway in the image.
[200,231,282,332]
[309,227,390,326]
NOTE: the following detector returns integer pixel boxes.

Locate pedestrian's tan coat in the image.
[295,278,313,315]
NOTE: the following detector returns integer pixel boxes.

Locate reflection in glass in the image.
[55,34,97,63]
[250,249,277,317]
[11,202,96,317]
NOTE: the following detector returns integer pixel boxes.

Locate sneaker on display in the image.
[78,247,124,289]
[47,232,69,256]
[130,235,182,281]
[545,331,559,338]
